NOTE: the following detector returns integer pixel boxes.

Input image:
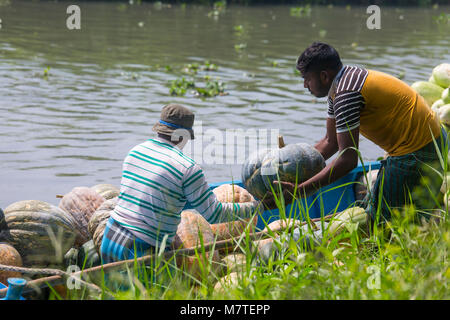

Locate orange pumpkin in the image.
[59,187,105,247]
[210,185,258,250]
[172,210,222,280]
[212,184,255,203]
[0,243,23,285]
[262,218,306,233]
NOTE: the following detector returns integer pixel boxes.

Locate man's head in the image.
[296,42,343,98]
[152,104,195,149]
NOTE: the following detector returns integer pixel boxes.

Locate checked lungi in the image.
[365,127,449,223]
[100,217,156,264]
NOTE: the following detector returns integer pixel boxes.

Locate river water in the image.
[0,1,449,207]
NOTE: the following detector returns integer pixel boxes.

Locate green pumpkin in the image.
[241,148,272,199]
[242,142,325,199]
[261,143,325,193]
[0,200,78,267]
[77,240,101,268]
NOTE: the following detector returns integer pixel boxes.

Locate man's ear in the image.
[320,70,331,84]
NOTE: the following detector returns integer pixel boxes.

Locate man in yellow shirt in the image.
[270,42,447,224]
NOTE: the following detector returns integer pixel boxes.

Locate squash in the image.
[221,253,246,274]
[241,148,272,199]
[88,197,117,252]
[432,99,445,113]
[91,184,120,200]
[242,136,325,199]
[210,184,259,256]
[0,243,23,285]
[411,81,444,107]
[213,183,255,203]
[59,187,105,247]
[254,237,278,263]
[77,240,101,268]
[64,247,79,268]
[0,200,78,267]
[432,63,450,89]
[172,210,221,280]
[261,218,305,233]
[213,272,240,294]
[327,206,368,237]
[210,184,258,240]
[442,88,450,104]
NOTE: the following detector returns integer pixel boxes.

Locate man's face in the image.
[302,70,332,98]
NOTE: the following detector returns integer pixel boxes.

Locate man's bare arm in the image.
[314,117,339,161]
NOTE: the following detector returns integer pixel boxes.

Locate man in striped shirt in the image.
[101,104,260,263]
[270,42,447,224]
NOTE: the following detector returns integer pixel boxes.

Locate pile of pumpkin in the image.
[411,63,450,127]
[0,184,120,285]
[0,182,265,288]
[410,62,450,209]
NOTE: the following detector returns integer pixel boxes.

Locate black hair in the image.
[296,42,342,75]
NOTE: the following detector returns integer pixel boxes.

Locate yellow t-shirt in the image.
[328,66,441,156]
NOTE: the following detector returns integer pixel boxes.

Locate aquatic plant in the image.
[169,77,195,96]
[182,63,200,75]
[290,5,312,18]
[202,61,218,72]
[207,0,227,18]
[195,79,227,97]
[234,43,247,52]
[43,66,50,80]
[433,13,449,25]
[233,25,245,37]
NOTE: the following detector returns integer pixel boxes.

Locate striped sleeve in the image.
[333,91,365,133]
[182,164,258,224]
[327,96,335,118]
[329,65,369,133]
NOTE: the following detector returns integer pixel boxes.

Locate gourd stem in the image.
[278,135,285,148]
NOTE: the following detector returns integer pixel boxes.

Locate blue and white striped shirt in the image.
[111,137,258,247]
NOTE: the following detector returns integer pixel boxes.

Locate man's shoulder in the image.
[334,65,368,95]
[126,139,196,168]
[152,139,199,170]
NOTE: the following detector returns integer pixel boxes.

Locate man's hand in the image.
[273,181,297,194]
[262,186,295,210]
[273,180,317,199]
